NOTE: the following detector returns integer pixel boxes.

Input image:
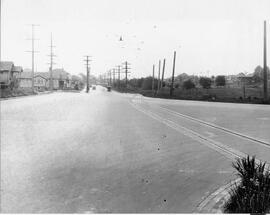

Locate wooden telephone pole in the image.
[26,24,39,92]
[84,56,91,93]
[117,65,121,88]
[122,61,131,88]
[161,58,166,90]
[152,64,155,96]
[108,70,112,86]
[157,60,161,93]
[170,51,176,97]
[112,68,116,86]
[48,33,56,91]
[263,20,268,102]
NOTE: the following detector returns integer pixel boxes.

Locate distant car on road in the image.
[107,86,111,92]
[92,86,96,90]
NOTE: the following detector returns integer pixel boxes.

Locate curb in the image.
[0,91,54,101]
[196,178,241,213]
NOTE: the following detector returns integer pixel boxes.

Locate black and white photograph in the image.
[0,0,270,213]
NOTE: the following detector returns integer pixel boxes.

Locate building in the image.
[0,61,23,88]
[237,73,254,86]
[70,75,82,89]
[19,72,33,88]
[34,74,48,90]
[51,68,71,89]
[19,68,71,90]
[226,75,240,87]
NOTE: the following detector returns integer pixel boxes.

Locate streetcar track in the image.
[131,95,270,149]
[130,101,243,161]
[130,97,269,212]
[130,98,269,168]
[158,105,270,148]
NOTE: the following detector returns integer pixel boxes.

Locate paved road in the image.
[1,86,270,213]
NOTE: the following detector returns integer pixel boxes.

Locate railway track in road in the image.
[158,106,270,149]
[130,95,270,213]
[130,96,270,167]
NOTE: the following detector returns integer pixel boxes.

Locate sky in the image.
[1,0,270,78]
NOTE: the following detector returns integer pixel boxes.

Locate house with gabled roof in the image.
[0,61,23,88]
[19,68,71,90]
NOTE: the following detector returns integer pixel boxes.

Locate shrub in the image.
[224,156,270,213]
[182,79,195,90]
[141,77,158,90]
[199,77,212,89]
[215,75,226,86]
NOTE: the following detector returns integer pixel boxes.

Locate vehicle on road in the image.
[92,85,96,90]
[107,86,111,92]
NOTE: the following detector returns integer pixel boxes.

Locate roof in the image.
[52,68,69,79]
[0,61,14,71]
[20,72,32,79]
[35,72,50,79]
[34,74,48,80]
[20,72,49,79]
[20,69,70,80]
[12,66,23,73]
[71,75,81,81]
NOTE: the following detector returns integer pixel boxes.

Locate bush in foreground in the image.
[224,155,270,213]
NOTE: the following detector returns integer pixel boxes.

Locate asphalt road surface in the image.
[1,86,270,213]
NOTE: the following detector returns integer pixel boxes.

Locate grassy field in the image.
[114,86,269,104]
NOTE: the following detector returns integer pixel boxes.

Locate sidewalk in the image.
[0,90,53,101]
[196,178,241,213]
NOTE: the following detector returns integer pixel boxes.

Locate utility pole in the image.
[170,51,176,97]
[117,65,121,88]
[112,68,116,86]
[122,61,131,88]
[108,70,112,86]
[48,33,56,91]
[157,60,161,93]
[103,73,106,85]
[263,20,268,102]
[161,58,166,90]
[84,55,91,93]
[0,0,2,62]
[152,64,155,96]
[26,24,39,92]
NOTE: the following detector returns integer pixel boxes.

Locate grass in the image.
[224,156,270,213]
[115,86,270,104]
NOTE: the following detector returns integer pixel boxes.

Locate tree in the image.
[137,78,144,88]
[199,77,212,89]
[215,75,226,86]
[183,79,195,90]
[141,77,158,90]
[79,73,87,84]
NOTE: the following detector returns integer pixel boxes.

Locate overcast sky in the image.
[1,0,270,78]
